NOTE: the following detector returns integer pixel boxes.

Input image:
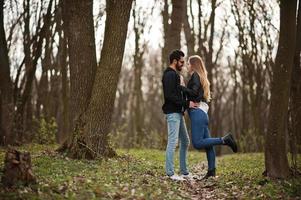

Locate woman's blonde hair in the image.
[188,55,211,102]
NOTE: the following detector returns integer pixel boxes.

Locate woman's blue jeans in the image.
[165,113,190,176]
[188,108,223,170]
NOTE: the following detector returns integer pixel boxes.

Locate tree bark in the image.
[23,0,33,138]
[0,0,14,145]
[264,0,297,179]
[161,0,169,69]
[289,0,301,167]
[61,0,133,159]
[166,0,185,52]
[58,4,69,143]
[132,3,145,147]
[183,0,195,56]
[36,19,52,120]
[204,0,218,152]
[62,0,97,136]
[197,0,206,58]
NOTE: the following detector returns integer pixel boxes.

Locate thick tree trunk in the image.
[81,0,133,158]
[61,0,133,159]
[0,0,14,145]
[62,0,97,136]
[166,0,185,52]
[264,0,297,179]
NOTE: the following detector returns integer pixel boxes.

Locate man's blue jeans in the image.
[188,108,223,170]
[165,113,190,176]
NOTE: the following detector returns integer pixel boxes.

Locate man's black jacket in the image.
[162,67,189,114]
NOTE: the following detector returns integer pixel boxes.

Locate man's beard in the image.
[176,63,183,71]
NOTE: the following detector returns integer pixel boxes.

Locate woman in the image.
[180,55,238,179]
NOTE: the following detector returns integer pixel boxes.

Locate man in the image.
[162,49,198,180]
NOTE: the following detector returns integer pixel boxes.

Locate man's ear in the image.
[173,59,177,65]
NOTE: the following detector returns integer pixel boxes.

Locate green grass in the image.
[0,144,300,199]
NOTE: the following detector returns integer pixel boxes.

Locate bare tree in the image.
[231,0,276,152]
[0,0,14,145]
[61,0,133,159]
[13,0,53,143]
[264,0,297,179]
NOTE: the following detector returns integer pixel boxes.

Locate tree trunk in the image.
[13,0,32,143]
[166,0,185,52]
[0,0,14,145]
[197,0,206,58]
[23,0,33,139]
[183,0,195,56]
[62,0,97,136]
[61,0,133,159]
[205,0,218,148]
[289,0,301,168]
[161,0,169,69]
[160,0,169,149]
[133,4,145,147]
[58,5,69,143]
[206,0,216,85]
[36,20,52,120]
[230,56,240,148]
[264,0,297,179]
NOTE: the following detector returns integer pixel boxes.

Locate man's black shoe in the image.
[222,133,238,153]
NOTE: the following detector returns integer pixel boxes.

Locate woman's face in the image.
[187,62,193,74]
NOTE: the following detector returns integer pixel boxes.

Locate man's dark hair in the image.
[169,49,185,64]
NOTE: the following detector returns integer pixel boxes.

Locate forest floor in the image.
[0,144,300,199]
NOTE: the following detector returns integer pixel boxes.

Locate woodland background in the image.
[0,0,300,195]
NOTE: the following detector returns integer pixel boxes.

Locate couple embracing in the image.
[162,50,238,181]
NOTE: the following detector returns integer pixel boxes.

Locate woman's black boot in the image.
[222,133,238,153]
[202,168,216,179]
